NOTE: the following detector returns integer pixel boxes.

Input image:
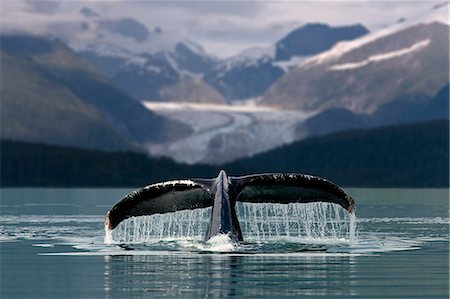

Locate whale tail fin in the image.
[105,179,214,230]
[232,173,354,213]
[105,173,355,232]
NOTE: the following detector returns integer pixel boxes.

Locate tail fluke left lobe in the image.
[105,180,213,230]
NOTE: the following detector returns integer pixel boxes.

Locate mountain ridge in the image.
[0,34,190,151]
[275,23,369,60]
[204,23,369,102]
[262,22,449,113]
[74,15,369,103]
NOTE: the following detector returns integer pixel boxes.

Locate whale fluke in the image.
[105,171,355,242]
[105,180,213,230]
[232,173,355,213]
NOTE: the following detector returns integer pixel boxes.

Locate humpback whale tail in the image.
[105,170,355,242]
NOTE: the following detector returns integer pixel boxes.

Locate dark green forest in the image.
[227,120,449,187]
[1,141,216,187]
[1,120,448,188]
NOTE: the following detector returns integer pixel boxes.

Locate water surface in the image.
[1,188,448,298]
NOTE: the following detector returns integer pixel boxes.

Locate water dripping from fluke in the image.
[105,203,357,247]
[103,171,356,252]
[105,208,212,244]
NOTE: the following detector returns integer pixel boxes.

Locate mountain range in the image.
[0,3,448,164]
[74,7,370,103]
[204,23,368,101]
[75,8,225,103]
[262,22,449,114]
[0,35,190,151]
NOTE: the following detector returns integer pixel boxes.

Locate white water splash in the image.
[203,234,235,252]
[106,208,211,244]
[104,202,356,245]
[236,202,356,243]
[349,212,357,243]
[104,225,113,244]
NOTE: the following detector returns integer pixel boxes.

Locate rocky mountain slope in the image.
[79,42,224,103]
[275,23,369,60]
[1,3,447,165]
[75,9,223,103]
[0,35,190,150]
[73,8,369,103]
[205,23,368,102]
[300,83,449,136]
[262,22,449,113]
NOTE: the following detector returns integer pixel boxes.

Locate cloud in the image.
[24,0,61,14]
[1,0,446,58]
[80,7,100,18]
[135,1,264,17]
[98,18,150,42]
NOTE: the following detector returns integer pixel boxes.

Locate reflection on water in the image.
[103,254,356,298]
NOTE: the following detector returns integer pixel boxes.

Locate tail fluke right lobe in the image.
[232,173,355,213]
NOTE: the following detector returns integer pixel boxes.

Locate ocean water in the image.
[0,188,448,298]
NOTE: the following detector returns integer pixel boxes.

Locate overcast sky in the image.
[0,1,447,58]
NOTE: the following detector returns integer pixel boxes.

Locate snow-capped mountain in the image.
[274,23,369,61]
[262,21,449,113]
[204,23,369,102]
[205,51,284,101]
[262,2,449,113]
[74,7,223,102]
[73,9,371,103]
[80,46,225,103]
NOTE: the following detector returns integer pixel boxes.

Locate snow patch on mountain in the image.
[235,46,276,60]
[143,101,278,112]
[215,48,274,75]
[301,4,448,68]
[301,23,412,67]
[273,56,308,72]
[329,39,431,71]
[182,39,217,59]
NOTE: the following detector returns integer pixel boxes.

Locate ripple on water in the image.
[0,208,448,256]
